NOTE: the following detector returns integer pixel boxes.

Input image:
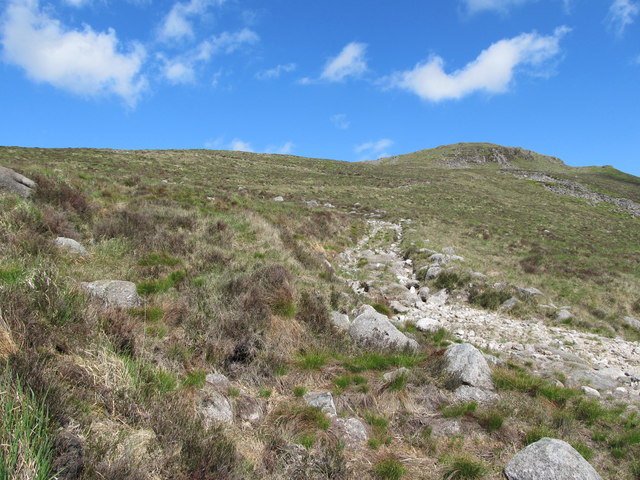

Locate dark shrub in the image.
[31,173,91,216]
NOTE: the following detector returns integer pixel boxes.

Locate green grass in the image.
[297,351,327,370]
[441,401,477,418]
[138,252,180,267]
[0,267,23,285]
[372,303,393,317]
[343,352,422,373]
[137,270,187,295]
[441,457,486,480]
[373,457,406,480]
[0,369,55,480]
[333,374,368,393]
[182,369,207,389]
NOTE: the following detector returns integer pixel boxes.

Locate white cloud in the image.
[331,113,350,130]
[266,142,294,155]
[388,27,569,102]
[229,138,253,152]
[158,28,257,83]
[159,0,225,42]
[63,0,91,7]
[256,62,296,80]
[1,0,147,106]
[320,42,367,82]
[462,0,531,13]
[607,0,639,36]
[196,28,259,60]
[355,138,393,160]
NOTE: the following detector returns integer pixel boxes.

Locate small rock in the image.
[54,237,88,255]
[236,393,264,424]
[427,418,461,439]
[442,247,456,255]
[81,280,142,308]
[418,286,430,301]
[581,386,601,398]
[500,297,520,311]
[323,203,335,208]
[332,417,368,448]
[383,367,409,383]
[426,289,448,306]
[556,309,573,322]
[416,317,442,333]
[504,437,603,480]
[273,196,284,202]
[469,271,487,280]
[303,392,337,416]
[205,373,231,389]
[389,301,410,314]
[330,311,350,330]
[305,200,319,207]
[453,385,499,405]
[0,166,36,198]
[201,391,233,426]
[517,287,544,297]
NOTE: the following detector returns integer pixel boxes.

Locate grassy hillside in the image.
[0,144,638,479]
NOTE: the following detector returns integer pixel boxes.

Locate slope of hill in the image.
[0,144,638,480]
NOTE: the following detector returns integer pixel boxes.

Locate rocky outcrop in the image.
[303,391,337,416]
[348,308,419,351]
[81,280,142,308]
[0,166,36,198]
[504,437,603,480]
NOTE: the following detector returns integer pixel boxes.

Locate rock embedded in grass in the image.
[331,417,369,448]
[0,165,36,198]
[303,391,337,416]
[504,437,603,480]
[443,343,494,390]
[348,308,419,352]
[330,311,350,330]
[55,237,88,255]
[201,391,234,426]
[81,280,142,308]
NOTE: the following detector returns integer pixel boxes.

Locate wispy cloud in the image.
[355,138,393,160]
[1,0,147,106]
[462,0,532,14]
[256,62,296,80]
[63,0,92,7]
[387,27,569,102]
[320,42,367,82]
[229,138,253,152]
[159,0,225,42]
[607,0,639,36]
[158,28,258,83]
[331,113,350,130]
[265,141,294,155]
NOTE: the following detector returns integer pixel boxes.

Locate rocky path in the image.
[339,219,640,402]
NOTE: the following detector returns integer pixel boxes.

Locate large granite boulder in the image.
[443,343,494,390]
[0,166,36,198]
[349,308,419,351]
[504,438,602,480]
[81,280,142,308]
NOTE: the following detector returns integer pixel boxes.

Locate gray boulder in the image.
[81,280,142,308]
[499,297,520,311]
[330,311,350,330]
[273,196,284,202]
[418,286,430,301]
[416,317,442,333]
[425,266,443,279]
[383,367,409,383]
[453,385,499,405]
[54,237,88,255]
[349,309,419,351]
[556,309,573,322]
[443,343,494,390]
[331,417,368,448]
[517,287,544,297]
[0,166,36,198]
[426,289,448,306]
[303,392,336,416]
[504,437,602,480]
[622,316,640,330]
[205,373,231,389]
[201,391,233,426]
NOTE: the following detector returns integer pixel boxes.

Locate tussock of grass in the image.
[373,457,406,480]
[343,352,422,373]
[441,456,486,479]
[0,368,55,480]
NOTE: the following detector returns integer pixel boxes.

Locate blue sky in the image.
[1,0,639,175]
